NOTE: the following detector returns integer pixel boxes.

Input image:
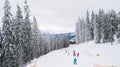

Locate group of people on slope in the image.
[65,48,80,65]
[73,50,79,65]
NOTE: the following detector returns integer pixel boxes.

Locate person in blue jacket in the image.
[73,57,77,64]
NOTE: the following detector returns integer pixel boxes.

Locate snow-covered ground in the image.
[26,41,120,67]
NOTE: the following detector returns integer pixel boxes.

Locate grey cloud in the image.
[0,0,120,33]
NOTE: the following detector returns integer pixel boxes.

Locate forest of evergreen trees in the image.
[0,0,70,67]
[75,9,120,44]
[2,0,120,67]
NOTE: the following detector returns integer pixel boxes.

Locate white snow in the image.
[26,41,120,67]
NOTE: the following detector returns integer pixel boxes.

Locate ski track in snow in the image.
[26,41,120,67]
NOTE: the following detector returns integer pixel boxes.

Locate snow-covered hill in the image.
[26,41,120,67]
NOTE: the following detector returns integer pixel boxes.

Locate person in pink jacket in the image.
[77,52,79,57]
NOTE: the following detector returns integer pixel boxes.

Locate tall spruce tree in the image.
[78,17,82,43]
[75,17,80,44]
[1,0,16,66]
[0,28,2,65]
[79,17,83,43]
[85,10,92,42]
[99,9,108,43]
[0,28,2,49]
[91,11,95,40]
[37,30,42,57]
[32,16,41,58]
[81,18,86,42]
[94,14,101,43]
[109,10,117,44]
[117,12,120,42]
[117,23,120,42]
[13,5,24,66]
[22,0,33,63]
[101,13,110,43]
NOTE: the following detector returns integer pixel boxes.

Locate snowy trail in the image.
[26,41,120,67]
[26,45,94,67]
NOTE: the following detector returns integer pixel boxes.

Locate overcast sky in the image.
[0,0,120,33]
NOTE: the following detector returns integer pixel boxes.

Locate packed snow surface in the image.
[26,41,120,67]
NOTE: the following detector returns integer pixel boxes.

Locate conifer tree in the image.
[22,0,33,63]
[109,10,117,44]
[94,14,101,43]
[85,10,92,41]
[32,16,41,58]
[13,5,24,66]
[91,11,95,40]
[1,0,16,66]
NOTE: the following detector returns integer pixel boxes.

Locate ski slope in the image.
[26,41,120,67]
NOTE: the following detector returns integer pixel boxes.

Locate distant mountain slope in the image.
[52,32,75,40]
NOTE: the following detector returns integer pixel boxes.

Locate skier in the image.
[77,52,79,57]
[73,50,76,56]
[73,57,77,65]
[67,51,70,56]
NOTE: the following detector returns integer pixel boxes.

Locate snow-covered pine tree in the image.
[13,4,24,66]
[0,28,2,65]
[78,17,86,43]
[116,12,120,42]
[81,18,86,42]
[77,17,81,43]
[48,34,58,52]
[94,9,105,43]
[75,13,92,44]
[40,33,49,54]
[53,37,59,50]
[62,35,70,48]
[32,16,41,58]
[75,18,80,44]
[1,0,16,66]
[109,10,118,44]
[0,28,2,49]
[58,35,64,48]
[98,9,109,43]
[53,36,58,50]
[36,30,42,57]
[58,37,61,49]
[94,14,101,43]
[47,34,53,52]
[22,0,33,63]
[101,13,110,43]
[46,33,51,52]
[79,17,83,43]
[117,23,120,42]
[85,10,92,42]
[49,36,55,51]
[90,11,95,40]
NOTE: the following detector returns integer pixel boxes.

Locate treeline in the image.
[75,9,120,44]
[0,0,70,67]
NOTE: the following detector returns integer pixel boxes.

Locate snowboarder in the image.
[77,52,79,57]
[73,50,76,56]
[73,57,77,64]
